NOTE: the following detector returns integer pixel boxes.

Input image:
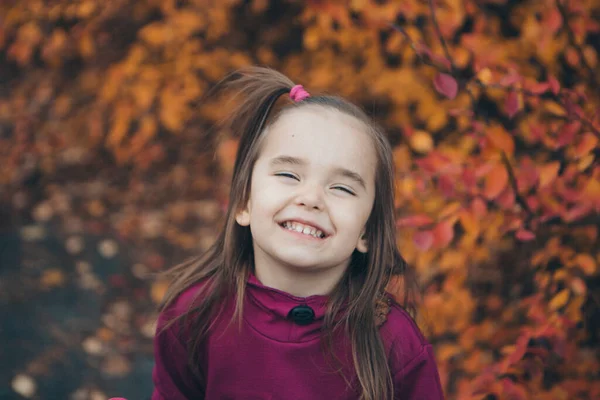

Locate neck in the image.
[253,263,347,297]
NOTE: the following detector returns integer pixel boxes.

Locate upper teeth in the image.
[282,221,325,238]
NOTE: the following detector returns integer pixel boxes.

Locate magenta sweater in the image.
[152,273,444,399]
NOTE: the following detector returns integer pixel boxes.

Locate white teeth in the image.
[282,221,325,239]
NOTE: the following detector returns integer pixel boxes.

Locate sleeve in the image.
[393,344,445,400]
[151,309,205,400]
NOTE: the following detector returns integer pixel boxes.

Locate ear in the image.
[356,230,368,253]
[235,207,251,227]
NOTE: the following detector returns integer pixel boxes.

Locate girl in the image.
[152,67,444,400]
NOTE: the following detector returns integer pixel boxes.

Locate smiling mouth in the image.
[278,221,327,239]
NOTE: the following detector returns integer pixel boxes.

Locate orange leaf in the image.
[484,164,509,199]
[538,162,561,189]
[487,126,515,155]
[438,202,461,219]
[574,254,596,275]
[549,289,570,311]
[459,210,479,234]
[582,178,600,202]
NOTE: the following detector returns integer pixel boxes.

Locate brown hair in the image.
[158,66,417,400]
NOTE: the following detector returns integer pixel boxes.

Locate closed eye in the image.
[334,186,356,196]
[275,172,299,180]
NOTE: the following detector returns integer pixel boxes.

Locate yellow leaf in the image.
[477,68,493,84]
[439,202,461,219]
[538,161,560,189]
[549,289,570,311]
[426,109,448,132]
[107,102,133,148]
[544,101,566,116]
[578,154,595,171]
[409,130,434,154]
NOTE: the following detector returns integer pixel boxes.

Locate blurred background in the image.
[1,0,599,399]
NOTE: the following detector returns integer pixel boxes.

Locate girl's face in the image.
[236,107,377,283]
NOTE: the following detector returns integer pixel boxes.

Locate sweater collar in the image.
[244,272,330,342]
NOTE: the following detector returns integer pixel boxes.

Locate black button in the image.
[288,305,315,325]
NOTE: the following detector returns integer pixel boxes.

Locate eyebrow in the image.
[269,155,367,190]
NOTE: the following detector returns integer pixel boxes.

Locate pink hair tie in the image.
[290,84,310,102]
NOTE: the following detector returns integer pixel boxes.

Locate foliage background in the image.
[0,0,599,399]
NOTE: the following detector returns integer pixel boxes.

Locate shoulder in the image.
[378,295,430,374]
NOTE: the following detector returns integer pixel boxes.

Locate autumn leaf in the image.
[573,133,598,158]
[459,209,479,234]
[484,164,509,200]
[538,162,561,189]
[397,214,434,228]
[573,254,596,275]
[547,74,561,95]
[433,73,458,99]
[505,90,521,118]
[409,130,434,154]
[549,289,570,311]
[487,125,515,155]
[433,219,455,247]
[516,229,535,241]
[413,230,434,251]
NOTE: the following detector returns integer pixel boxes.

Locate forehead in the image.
[258,107,377,178]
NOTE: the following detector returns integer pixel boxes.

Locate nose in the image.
[295,182,324,210]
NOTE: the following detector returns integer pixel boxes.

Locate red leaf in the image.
[433,73,458,99]
[557,121,581,147]
[547,75,560,95]
[508,333,531,365]
[438,174,455,197]
[462,168,477,188]
[499,71,521,87]
[527,81,550,95]
[505,91,520,118]
[516,229,536,241]
[546,9,563,34]
[413,230,434,251]
[496,187,515,209]
[397,214,434,228]
[433,220,454,247]
[415,42,452,69]
[562,204,592,222]
[472,197,487,217]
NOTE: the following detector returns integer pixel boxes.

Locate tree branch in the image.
[555,0,600,90]
[501,151,535,220]
[427,0,457,73]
